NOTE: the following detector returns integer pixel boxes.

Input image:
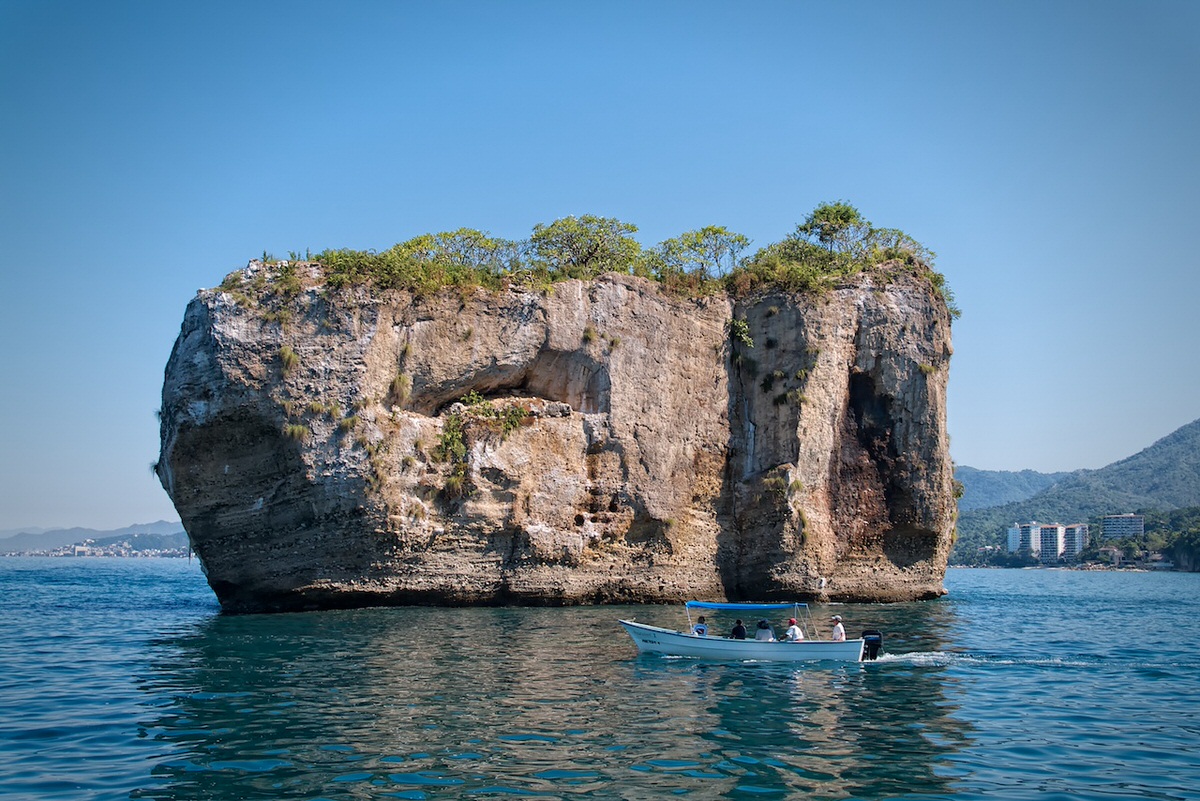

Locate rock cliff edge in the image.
[158,264,955,612]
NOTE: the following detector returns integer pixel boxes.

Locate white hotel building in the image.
[1102,514,1145,540]
[1006,521,1090,562]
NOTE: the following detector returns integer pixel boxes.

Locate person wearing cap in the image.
[784,617,805,642]
[830,615,846,642]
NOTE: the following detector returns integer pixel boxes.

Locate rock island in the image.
[157,207,957,612]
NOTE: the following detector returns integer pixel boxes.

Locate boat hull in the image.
[619,620,864,662]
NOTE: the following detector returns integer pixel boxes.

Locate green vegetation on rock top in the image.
[229,203,959,318]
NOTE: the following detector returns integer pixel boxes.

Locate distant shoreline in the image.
[1,550,190,559]
[948,563,1169,572]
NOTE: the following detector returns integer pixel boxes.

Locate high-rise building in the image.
[1038,524,1065,562]
[1007,524,1022,552]
[1063,524,1090,559]
[1006,521,1089,561]
[1008,522,1042,554]
[1102,514,1144,539]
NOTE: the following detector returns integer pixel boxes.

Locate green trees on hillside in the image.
[952,505,1200,571]
[238,202,956,315]
[1151,507,1200,569]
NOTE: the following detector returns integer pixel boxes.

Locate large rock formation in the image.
[158,262,955,612]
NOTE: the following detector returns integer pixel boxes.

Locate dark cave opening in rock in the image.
[423,348,612,418]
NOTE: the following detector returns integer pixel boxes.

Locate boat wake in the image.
[873,651,1112,669]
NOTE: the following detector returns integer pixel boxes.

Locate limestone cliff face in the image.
[158,263,955,612]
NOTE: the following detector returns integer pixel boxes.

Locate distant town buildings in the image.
[3,538,190,559]
[1006,521,1090,562]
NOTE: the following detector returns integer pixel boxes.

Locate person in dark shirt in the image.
[730,619,747,639]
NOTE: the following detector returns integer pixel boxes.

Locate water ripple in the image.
[4,561,1200,799]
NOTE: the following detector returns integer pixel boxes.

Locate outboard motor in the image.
[861,630,883,660]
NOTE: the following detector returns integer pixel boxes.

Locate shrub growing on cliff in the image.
[320,228,518,293]
[435,414,467,463]
[461,391,529,439]
[762,475,788,496]
[725,202,944,299]
[728,318,753,348]
[443,472,467,499]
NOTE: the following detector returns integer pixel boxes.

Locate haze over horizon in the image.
[2,1,1197,530]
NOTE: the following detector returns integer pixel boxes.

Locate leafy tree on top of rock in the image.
[655,225,750,280]
[529,215,641,279]
[793,201,873,257]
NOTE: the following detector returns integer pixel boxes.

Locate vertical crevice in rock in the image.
[832,370,939,569]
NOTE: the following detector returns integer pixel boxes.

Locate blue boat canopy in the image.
[685,601,806,611]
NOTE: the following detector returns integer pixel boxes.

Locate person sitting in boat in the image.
[730,619,747,639]
[784,617,805,642]
[692,616,708,637]
[830,615,846,642]
[754,619,775,641]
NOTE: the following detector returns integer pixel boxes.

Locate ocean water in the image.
[1,559,1198,800]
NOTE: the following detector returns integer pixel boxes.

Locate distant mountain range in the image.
[0,520,184,554]
[954,417,1200,556]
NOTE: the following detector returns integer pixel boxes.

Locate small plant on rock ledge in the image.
[390,373,412,407]
[442,471,468,499]
[279,346,299,374]
[282,423,308,442]
[728,318,753,349]
[762,475,788,496]
[435,414,467,464]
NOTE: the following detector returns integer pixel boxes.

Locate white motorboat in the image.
[619,601,877,662]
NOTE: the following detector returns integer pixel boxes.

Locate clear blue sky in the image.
[2,1,1197,530]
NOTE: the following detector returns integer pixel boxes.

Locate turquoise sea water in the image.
[1,559,1198,800]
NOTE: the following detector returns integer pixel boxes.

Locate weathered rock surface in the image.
[158,263,955,612]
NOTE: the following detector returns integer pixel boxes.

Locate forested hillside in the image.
[954,466,1070,512]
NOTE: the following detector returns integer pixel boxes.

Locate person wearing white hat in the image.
[830,614,846,642]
